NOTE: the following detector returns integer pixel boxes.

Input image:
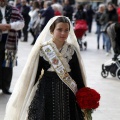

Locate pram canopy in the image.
[74,20,88,39]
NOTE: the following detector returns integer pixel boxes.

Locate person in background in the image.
[29,0,33,10]
[74,4,87,50]
[53,5,62,16]
[28,1,40,45]
[100,2,118,56]
[21,0,30,42]
[40,0,44,9]
[52,0,63,15]
[63,0,74,21]
[15,0,22,40]
[40,1,54,31]
[95,4,105,49]
[117,3,120,23]
[86,4,95,33]
[4,16,86,120]
[0,0,24,95]
[15,0,21,11]
[8,0,14,6]
[74,4,87,21]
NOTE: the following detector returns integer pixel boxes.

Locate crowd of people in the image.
[95,2,118,56]
[7,0,96,45]
[7,0,120,55]
[4,0,120,52]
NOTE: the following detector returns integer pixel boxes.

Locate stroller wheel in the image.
[116,69,120,80]
[110,72,116,77]
[101,71,109,78]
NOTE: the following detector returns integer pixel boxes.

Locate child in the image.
[4,16,87,120]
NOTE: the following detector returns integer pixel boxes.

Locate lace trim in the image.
[40,40,75,72]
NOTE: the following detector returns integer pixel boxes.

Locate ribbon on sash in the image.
[41,43,78,95]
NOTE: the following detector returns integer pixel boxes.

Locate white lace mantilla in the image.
[40,40,75,72]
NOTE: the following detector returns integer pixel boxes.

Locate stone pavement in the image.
[0,22,120,120]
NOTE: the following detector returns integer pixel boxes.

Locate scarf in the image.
[0,5,24,67]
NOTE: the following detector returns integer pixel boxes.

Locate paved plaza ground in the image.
[0,22,120,120]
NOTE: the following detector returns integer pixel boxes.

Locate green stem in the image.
[84,109,92,120]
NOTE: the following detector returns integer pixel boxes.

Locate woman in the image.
[95,4,105,49]
[100,2,118,55]
[4,16,87,120]
[28,1,40,45]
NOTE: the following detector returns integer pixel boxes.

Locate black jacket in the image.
[21,5,30,24]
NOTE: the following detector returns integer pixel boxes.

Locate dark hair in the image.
[33,1,40,9]
[50,17,70,33]
[47,1,52,7]
[107,2,115,8]
[78,4,84,11]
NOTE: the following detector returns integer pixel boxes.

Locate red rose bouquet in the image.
[76,87,100,120]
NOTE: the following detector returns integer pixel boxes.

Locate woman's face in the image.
[99,6,105,12]
[52,22,70,43]
[108,4,114,11]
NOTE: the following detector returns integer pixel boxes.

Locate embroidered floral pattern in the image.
[40,40,75,72]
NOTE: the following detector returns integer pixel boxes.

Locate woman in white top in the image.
[28,1,40,45]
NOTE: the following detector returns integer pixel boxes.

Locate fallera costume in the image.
[4,16,87,120]
[28,40,85,120]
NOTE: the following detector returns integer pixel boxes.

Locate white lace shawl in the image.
[40,40,75,72]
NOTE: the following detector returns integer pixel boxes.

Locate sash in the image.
[41,43,78,95]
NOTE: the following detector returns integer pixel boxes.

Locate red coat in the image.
[54,11,62,16]
[117,7,120,23]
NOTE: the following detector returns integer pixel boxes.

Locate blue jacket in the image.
[41,6,54,26]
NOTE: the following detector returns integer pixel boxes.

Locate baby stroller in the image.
[74,20,88,50]
[101,23,120,80]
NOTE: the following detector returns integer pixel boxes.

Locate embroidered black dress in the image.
[28,42,85,120]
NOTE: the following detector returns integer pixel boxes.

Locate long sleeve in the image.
[34,56,44,84]
[34,55,51,84]
[10,7,24,30]
[69,51,85,90]
[10,21,24,30]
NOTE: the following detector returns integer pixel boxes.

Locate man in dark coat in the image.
[63,0,73,21]
[40,1,54,31]
[21,0,30,42]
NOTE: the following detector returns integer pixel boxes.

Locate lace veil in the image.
[4,16,87,120]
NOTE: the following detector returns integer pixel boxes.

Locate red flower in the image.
[76,87,101,120]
